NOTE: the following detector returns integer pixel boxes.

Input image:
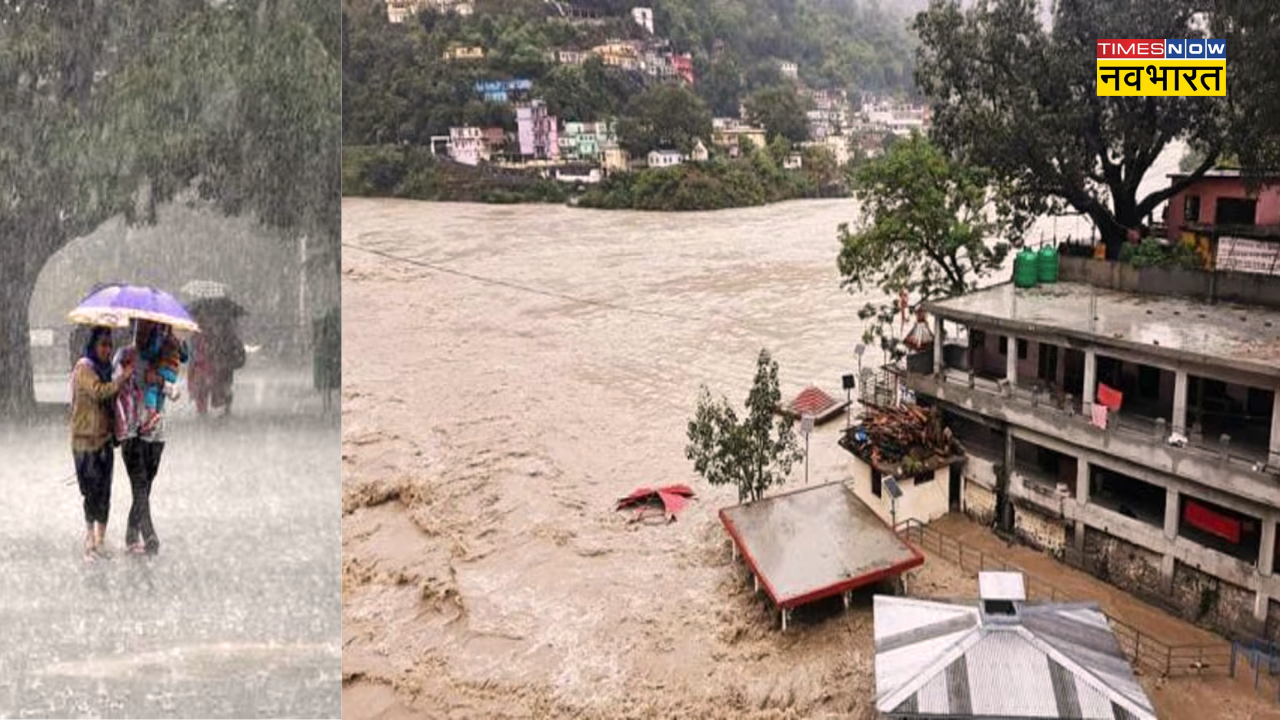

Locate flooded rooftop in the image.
[926,282,1280,379]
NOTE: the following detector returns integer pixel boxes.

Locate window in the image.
[1184,194,1201,223]
[1039,345,1059,382]
[871,469,882,498]
[1017,339,1029,360]
[1216,197,1258,226]
[999,337,1008,356]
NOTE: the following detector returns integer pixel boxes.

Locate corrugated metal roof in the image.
[874,594,1158,720]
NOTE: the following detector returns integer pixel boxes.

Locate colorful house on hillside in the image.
[516,101,559,161]
[647,149,684,168]
[559,121,615,161]
[670,53,695,85]
[592,42,642,71]
[448,127,485,166]
[475,79,533,104]
[1162,170,1280,275]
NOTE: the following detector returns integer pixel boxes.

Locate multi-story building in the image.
[447,127,485,166]
[553,49,589,66]
[711,118,767,159]
[669,53,695,85]
[516,101,559,160]
[601,142,630,173]
[647,149,684,168]
[898,262,1280,634]
[387,0,472,22]
[779,61,799,80]
[442,45,485,61]
[1161,169,1280,274]
[631,7,654,34]
[474,79,533,104]
[591,42,642,71]
[558,121,615,161]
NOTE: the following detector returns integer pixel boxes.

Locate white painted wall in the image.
[847,456,951,525]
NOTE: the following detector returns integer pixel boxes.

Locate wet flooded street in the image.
[1,368,340,718]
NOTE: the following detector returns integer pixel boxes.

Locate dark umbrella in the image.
[186,296,248,321]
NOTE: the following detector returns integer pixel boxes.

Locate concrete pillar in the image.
[1173,370,1188,436]
[1074,520,1086,552]
[933,315,944,376]
[1076,458,1090,505]
[1270,394,1280,468]
[1261,519,1276,578]
[1083,349,1097,415]
[1254,591,1270,623]
[1006,335,1018,385]
[1164,487,1180,542]
[1161,552,1176,585]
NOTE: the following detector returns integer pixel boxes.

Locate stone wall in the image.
[1171,560,1261,637]
[1012,502,1068,555]
[1081,527,1166,603]
[965,480,997,526]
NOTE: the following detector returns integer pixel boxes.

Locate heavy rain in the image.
[1,2,339,717]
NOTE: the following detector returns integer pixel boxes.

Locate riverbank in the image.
[341,146,848,211]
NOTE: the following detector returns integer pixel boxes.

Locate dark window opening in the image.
[1038,345,1059,382]
[1216,197,1258,226]
[999,337,1008,356]
[1138,365,1161,401]
[983,600,1017,616]
[871,468,882,498]
[1184,194,1201,223]
[1017,339,1028,360]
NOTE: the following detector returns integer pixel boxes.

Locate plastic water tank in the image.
[1037,245,1059,283]
[1014,248,1039,288]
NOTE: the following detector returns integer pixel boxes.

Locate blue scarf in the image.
[82,327,114,383]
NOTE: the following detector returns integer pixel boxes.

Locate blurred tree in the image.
[686,349,803,504]
[744,85,810,143]
[837,134,1030,356]
[615,84,712,156]
[0,0,339,415]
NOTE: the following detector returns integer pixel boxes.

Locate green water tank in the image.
[1037,244,1059,283]
[1014,248,1039,288]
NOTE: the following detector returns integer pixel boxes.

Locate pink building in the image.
[1164,170,1280,240]
[670,54,694,86]
[516,101,559,161]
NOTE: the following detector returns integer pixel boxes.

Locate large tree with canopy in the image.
[0,0,339,416]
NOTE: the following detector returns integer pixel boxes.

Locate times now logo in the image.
[1097,39,1226,59]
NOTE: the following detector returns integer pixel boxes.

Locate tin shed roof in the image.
[874,595,1157,720]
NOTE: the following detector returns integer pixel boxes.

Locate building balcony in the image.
[905,368,1280,510]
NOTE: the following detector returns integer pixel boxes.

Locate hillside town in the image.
[390,0,929,182]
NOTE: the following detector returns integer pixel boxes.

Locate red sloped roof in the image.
[789,386,838,416]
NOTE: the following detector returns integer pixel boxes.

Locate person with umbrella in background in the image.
[71,284,199,556]
[183,282,246,418]
[69,326,132,561]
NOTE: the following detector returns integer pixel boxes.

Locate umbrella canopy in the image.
[187,296,248,320]
[181,279,230,300]
[69,283,200,334]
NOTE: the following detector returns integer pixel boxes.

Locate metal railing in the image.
[894,518,1232,679]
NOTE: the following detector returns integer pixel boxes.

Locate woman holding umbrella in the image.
[70,326,131,561]
[70,284,199,557]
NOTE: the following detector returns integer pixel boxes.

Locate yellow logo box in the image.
[1097,59,1226,96]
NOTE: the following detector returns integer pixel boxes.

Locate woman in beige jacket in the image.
[70,326,130,561]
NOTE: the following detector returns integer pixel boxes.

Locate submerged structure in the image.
[720,482,923,630]
[874,571,1158,720]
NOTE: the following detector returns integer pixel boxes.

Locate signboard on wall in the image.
[29,329,54,347]
[1216,236,1280,276]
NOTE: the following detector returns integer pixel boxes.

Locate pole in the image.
[846,387,852,429]
[805,431,810,485]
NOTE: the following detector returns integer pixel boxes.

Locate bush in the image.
[1120,237,1203,270]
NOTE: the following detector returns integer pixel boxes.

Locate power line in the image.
[342,242,706,323]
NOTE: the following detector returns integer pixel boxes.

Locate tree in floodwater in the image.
[912,0,1227,259]
[0,0,339,416]
[837,134,1030,357]
[686,349,804,504]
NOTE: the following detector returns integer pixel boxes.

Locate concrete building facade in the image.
[902,279,1280,636]
[516,101,559,160]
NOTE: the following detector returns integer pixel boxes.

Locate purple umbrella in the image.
[68,283,201,334]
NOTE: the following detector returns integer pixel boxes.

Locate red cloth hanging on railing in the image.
[1097,383,1124,411]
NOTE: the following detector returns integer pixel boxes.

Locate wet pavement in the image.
[0,367,339,718]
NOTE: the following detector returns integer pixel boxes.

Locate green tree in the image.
[837,134,1027,355]
[1214,1,1280,178]
[744,85,810,144]
[615,84,713,157]
[1,0,339,415]
[913,0,1226,259]
[686,349,804,504]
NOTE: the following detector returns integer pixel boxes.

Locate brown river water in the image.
[339,160,1196,719]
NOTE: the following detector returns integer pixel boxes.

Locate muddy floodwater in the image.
[341,166,1240,719]
[341,198,967,719]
